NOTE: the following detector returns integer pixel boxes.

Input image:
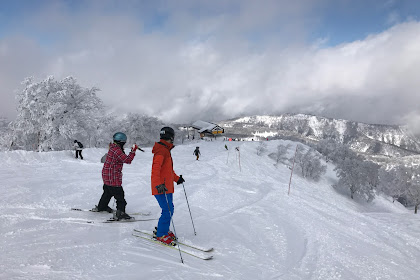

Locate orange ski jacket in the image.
[151,140,180,195]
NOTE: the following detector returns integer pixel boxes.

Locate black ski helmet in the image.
[113,132,127,143]
[160,127,175,141]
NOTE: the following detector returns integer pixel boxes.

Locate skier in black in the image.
[74,140,83,159]
[193,146,201,160]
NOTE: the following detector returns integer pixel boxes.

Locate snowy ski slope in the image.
[1,139,419,279]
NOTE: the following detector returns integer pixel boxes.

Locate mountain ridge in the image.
[217,113,420,158]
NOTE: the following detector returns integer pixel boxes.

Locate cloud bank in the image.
[1,1,420,126]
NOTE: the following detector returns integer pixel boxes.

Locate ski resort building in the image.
[191,120,224,138]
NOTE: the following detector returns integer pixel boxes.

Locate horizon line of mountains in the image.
[211,113,420,159]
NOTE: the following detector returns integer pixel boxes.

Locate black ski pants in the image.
[75,150,83,159]
[97,184,127,212]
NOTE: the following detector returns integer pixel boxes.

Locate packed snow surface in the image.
[1,140,419,280]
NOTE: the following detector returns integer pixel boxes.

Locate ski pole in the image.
[181,180,197,235]
[164,191,184,263]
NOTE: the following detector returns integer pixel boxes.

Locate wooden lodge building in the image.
[191,120,224,138]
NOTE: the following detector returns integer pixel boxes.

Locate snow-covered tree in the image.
[118,113,164,146]
[10,76,103,151]
[378,167,406,203]
[329,143,358,164]
[295,145,327,181]
[316,139,336,162]
[322,123,339,140]
[315,139,357,164]
[407,174,420,214]
[364,160,380,191]
[0,117,12,151]
[256,141,267,156]
[394,166,420,214]
[270,143,291,167]
[334,158,378,201]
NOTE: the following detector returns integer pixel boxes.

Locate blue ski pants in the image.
[154,193,174,237]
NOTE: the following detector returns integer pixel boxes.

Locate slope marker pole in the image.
[288,145,298,196]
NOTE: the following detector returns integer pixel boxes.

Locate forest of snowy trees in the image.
[0,76,166,151]
[315,139,420,213]
[267,138,420,214]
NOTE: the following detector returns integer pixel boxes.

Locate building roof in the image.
[191,120,222,133]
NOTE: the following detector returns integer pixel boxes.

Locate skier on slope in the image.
[92,132,138,220]
[151,127,185,244]
[74,140,84,160]
[193,146,201,160]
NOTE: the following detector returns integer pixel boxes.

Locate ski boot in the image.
[153,227,177,241]
[91,205,114,213]
[167,231,177,241]
[114,210,133,221]
[155,235,176,246]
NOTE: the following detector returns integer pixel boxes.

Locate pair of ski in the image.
[71,208,157,223]
[132,229,214,260]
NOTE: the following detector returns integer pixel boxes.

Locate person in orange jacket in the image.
[151,127,185,245]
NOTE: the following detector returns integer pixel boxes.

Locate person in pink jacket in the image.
[93,132,138,220]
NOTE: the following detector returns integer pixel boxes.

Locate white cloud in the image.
[1,2,420,127]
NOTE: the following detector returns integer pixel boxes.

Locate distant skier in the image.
[151,127,185,245]
[92,132,138,220]
[74,140,84,160]
[224,144,228,150]
[193,146,201,160]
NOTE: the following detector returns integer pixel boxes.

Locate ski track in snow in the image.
[1,140,420,279]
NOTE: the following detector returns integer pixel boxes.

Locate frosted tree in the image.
[407,177,420,214]
[334,158,361,199]
[316,139,357,164]
[395,166,420,214]
[334,158,377,201]
[0,117,12,150]
[378,167,406,203]
[295,145,327,181]
[270,143,291,167]
[364,160,380,191]
[322,123,339,140]
[329,143,358,163]
[119,113,164,146]
[90,114,119,148]
[316,139,336,162]
[256,141,267,156]
[10,76,103,151]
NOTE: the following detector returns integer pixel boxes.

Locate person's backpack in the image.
[101,153,107,163]
[77,141,83,148]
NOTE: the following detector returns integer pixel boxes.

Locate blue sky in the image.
[2,0,418,46]
[1,0,420,127]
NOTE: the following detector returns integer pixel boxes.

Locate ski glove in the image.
[176,175,185,185]
[155,184,168,194]
[131,144,138,153]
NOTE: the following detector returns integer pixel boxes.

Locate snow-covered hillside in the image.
[218,114,420,157]
[1,140,419,280]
